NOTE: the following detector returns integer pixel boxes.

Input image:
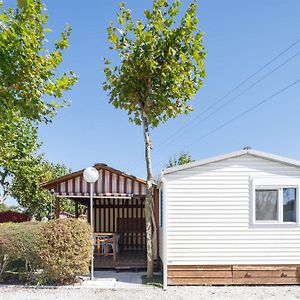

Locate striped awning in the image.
[56,192,143,199]
[42,163,147,197]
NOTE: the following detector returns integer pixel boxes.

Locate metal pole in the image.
[90,182,94,280]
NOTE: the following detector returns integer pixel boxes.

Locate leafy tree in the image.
[0,117,74,218]
[0,0,77,124]
[103,0,206,276]
[166,151,194,168]
[0,0,77,211]
[0,113,38,203]
[11,157,74,219]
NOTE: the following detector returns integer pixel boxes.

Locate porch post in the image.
[75,200,79,218]
[55,196,60,219]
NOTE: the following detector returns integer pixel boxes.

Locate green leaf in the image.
[144,10,151,19]
[109,33,118,43]
[17,0,30,10]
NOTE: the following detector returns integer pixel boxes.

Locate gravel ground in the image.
[1,285,300,300]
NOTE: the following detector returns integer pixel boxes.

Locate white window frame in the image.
[159,189,163,227]
[250,177,300,227]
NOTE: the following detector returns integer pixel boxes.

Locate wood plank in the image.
[103,199,106,232]
[109,172,113,193]
[124,177,127,194]
[233,265,299,271]
[168,270,232,278]
[168,277,233,285]
[233,270,300,278]
[101,170,105,193]
[108,199,111,231]
[113,198,115,232]
[132,198,135,248]
[168,265,232,271]
[129,198,132,248]
[99,199,102,232]
[116,174,120,194]
[233,277,300,285]
[131,197,134,248]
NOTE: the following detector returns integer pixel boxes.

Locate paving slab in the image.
[93,270,145,289]
[81,277,117,288]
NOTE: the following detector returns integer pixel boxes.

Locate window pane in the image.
[255,190,278,221]
[159,190,163,227]
[283,188,296,222]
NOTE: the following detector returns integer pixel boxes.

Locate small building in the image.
[160,149,300,288]
[42,163,159,270]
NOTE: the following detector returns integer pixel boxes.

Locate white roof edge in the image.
[163,149,300,175]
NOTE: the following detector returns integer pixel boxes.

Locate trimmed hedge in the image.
[0,218,92,284]
[40,218,92,284]
[0,221,42,278]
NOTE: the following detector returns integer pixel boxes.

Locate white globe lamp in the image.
[83,167,99,183]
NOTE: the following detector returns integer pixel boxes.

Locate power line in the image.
[126,38,300,172]
[152,38,300,154]
[187,79,300,148]
[151,50,300,154]
[152,79,300,169]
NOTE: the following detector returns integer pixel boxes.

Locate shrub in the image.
[0,222,43,278]
[0,218,92,284]
[39,218,93,284]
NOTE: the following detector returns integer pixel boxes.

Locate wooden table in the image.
[94,232,117,261]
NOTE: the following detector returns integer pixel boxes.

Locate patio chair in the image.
[106,234,120,256]
[94,234,111,256]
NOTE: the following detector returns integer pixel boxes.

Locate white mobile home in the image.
[159,149,300,288]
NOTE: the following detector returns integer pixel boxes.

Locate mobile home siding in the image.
[165,154,300,266]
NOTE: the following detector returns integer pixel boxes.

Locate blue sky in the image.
[5,1,300,203]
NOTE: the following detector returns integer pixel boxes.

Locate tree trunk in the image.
[0,169,9,204]
[142,114,154,278]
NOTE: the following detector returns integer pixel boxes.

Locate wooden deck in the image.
[94,250,147,270]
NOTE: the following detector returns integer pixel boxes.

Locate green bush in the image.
[40,218,93,284]
[0,218,92,284]
[0,222,43,278]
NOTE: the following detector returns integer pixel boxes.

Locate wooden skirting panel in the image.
[168,265,300,285]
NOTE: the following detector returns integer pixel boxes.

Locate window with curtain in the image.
[255,190,278,221]
[255,187,297,223]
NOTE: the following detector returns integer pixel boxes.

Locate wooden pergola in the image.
[42,163,159,256]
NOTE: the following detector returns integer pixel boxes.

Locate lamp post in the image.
[83,166,99,280]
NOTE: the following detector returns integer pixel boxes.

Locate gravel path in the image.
[1,285,300,300]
